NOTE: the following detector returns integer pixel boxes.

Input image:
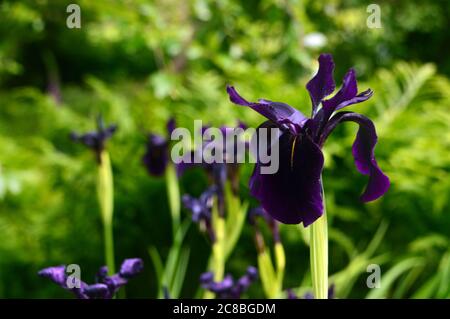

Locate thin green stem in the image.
[165,163,180,240]
[310,180,328,299]
[97,151,116,275]
[103,221,116,275]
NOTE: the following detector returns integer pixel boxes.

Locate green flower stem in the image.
[204,213,226,299]
[97,150,115,275]
[212,216,225,281]
[165,163,180,240]
[310,181,328,299]
[274,242,286,292]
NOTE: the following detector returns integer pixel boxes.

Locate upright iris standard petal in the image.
[226,85,308,134]
[143,134,169,176]
[321,68,373,119]
[306,53,336,114]
[250,131,325,226]
[322,68,358,113]
[321,112,390,202]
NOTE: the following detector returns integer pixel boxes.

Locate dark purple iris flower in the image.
[38,258,143,299]
[70,116,117,163]
[200,266,258,299]
[143,118,176,176]
[227,54,390,226]
[182,186,217,241]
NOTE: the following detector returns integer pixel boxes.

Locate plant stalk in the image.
[97,150,116,275]
[310,180,328,299]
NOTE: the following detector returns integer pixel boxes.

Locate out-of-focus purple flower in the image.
[248,206,280,243]
[286,289,298,299]
[287,284,335,299]
[38,258,143,299]
[38,265,88,299]
[71,116,117,163]
[182,186,217,241]
[227,53,390,226]
[119,258,144,278]
[143,118,175,177]
[83,283,110,299]
[200,266,258,299]
[163,286,171,299]
[178,122,248,217]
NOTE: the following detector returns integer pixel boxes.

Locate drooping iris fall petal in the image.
[250,131,324,225]
[321,112,390,202]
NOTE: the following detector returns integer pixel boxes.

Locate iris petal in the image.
[306,53,336,114]
[322,68,373,116]
[119,258,144,278]
[226,85,307,134]
[250,131,324,226]
[321,112,390,202]
[142,134,169,176]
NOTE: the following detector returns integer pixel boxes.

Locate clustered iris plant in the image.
[71,115,118,275]
[38,258,143,299]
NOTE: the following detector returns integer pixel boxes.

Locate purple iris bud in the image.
[199,272,214,285]
[246,266,258,280]
[71,116,117,163]
[227,53,390,226]
[38,265,67,287]
[236,267,258,294]
[143,118,175,176]
[119,258,144,278]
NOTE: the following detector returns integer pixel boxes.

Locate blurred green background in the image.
[0,0,449,298]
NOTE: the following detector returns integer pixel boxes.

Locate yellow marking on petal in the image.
[290,136,298,170]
